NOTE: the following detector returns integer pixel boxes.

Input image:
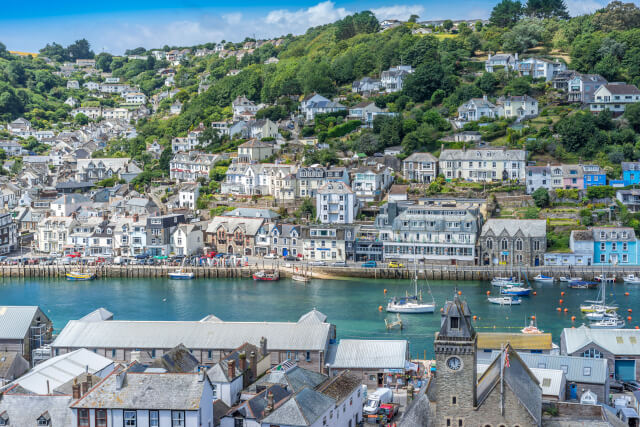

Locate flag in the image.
[504,350,510,368]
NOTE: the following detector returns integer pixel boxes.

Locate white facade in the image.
[316,182,357,224]
[439,149,526,182]
[590,83,640,114]
[171,224,203,256]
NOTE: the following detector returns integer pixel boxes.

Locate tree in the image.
[476,73,498,94]
[443,20,454,31]
[74,113,89,125]
[555,111,597,152]
[525,0,569,19]
[490,0,523,28]
[95,53,113,72]
[625,103,640,133]
[593,1,640,31]
[67,39,94,59]
[502,18,544,53]
[408,14,420,23]
[402,62,444,102]
[532,187,550,208]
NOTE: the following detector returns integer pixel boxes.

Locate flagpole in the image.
[500,344,505,416]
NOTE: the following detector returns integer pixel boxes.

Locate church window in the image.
[486,238,493,249]
[452,396,457,405]
[446,419,451,427]
[458,420,463,426]
[515,239,523,251]
[501,239,508,250]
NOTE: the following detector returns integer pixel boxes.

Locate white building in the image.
[380,65,414,93]
[36,216,78,254]
[124,92,147,104]
[169,151,219,182]
[300,94,346,121]
[232,95,259,121]
[171,223,203,256]
[457,97,499,122]
[316,182,358,224]
[496,95,539,119]
[590,83,640,115]
[403,152,438,183]
[517,57,567,82]
[178,183,200,209]
[485,53,517,72]
[351,165,393,203]
[439,148,526,182]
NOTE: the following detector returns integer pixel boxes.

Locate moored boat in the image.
[585,308,617,321]
[253,270,280,281]
[487,296,521,305]
[491,277,516,287]
[559,276,582,282]
[292,274,310,283]
[533,274,554,283]
[66,271,96,281]
[623,274,640,284]
[567,281,598,289]
[168,269,194,280]
[521,317,543,334]
[580,303,619,313]
[589,316,625,329]
[500,285,532,296]
[595,274,616,284]
[387,268,436,313]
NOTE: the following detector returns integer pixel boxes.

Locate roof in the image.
[477,332,553,351]
[298,309,327,324]
[10,349,114,394]
[439,148,526,162]
[478,363,563,397]
[53,312,331,352]
[622,162,640,172]
[78,307,113,322]
[73,370,207,410]
[602,83,640,95]
[0,395,73,426]
[316,371,360,404]
[261,387,335,426]
[226,384,290,421]
[147,344,200,373]
[0,352,23,379]
[480,219,546,238]
[512,352,608,384]
[206,216,265,236]
[404,152,437,163]
[326,339,407,369]
[592,226,636,241]
[571,230,594,242]
[249,366,328,393]
[0,306,43,339]
[562,325,640,355]
[317,181,353,195]
[223,208,280,219]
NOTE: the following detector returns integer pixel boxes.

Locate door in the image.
[570,383,577,400]
[535,256,540,266]
[377,373,383,386]
[615,360,636,381]
[282,248,288,257]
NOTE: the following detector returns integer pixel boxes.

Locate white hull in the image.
[590,319,625,329]
[623,275,640,284]
[559,277,582,282]
[292,275,310,282]
[533,276,554,283]
[386,303,435,313]
[488,297,520,305]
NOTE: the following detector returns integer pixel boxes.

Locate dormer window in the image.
[37,412,50,426]
[107,229,112,234]
[0,412,8,426]
[450,316,459,329]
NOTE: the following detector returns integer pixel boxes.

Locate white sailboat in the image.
[386,269,435,313]
[580,278,618,312]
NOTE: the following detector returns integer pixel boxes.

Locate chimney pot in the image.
[238,352,247,373]
[80,381,88,396]
[260,337,268,357]
[227,359,236,379]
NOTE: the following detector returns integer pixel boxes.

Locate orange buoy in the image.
[629,316,633,321]
[531,315,536,320]
[458,291,462,295]
[378,306,383,312]
[629,309,633,313]
[473,315,477,320]
[559,299,563,304]
[384,289,387,294]
[572,326,575,329]
[486,291,491,295]
[626,292,630,296]
[571,316,576,321]
[564,308,569,312]
[440,307,444,312]
[561,291,565,296]
[556,307,561,311]
[636,326,639,330]
[533,291,537,295]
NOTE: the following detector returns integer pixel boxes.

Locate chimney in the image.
[264,390,274,416]
[238,352,247,373]
[115,371,126,391]
[487,53,491,60]
[440,143,444,153]
[260,337,268,357]
[46,379,50,395]
[198,366,205,382]
[80,381,88,396]
[249,351,258,381]
[86,374,92,389]
[227,359,236,379]
[515,52,518,61]
[72,379,80,399]
[133,213,139,222]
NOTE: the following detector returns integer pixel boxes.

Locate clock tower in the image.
[434,295,477,427]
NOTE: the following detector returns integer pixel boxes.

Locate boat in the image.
[253,270,280,281]
[595,274,616,284]
[487,296,521,305]
[623,274,640,284]
[559,276,582,282]
[585,308,617,321]
[580,279,618,312]
[491,277,517,287]
[521,317,543,334]
[66,271,96,281]
[292,274,310,283]
[533,274,554,283]
[168,269,194,280]
[387,268,436,313]
[567,281,598,289]
[590,316,625,329]
[500,285,532,296]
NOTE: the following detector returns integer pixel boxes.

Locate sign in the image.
[316,248,330,251]
[501,251,509,256]
[384,368,404,374]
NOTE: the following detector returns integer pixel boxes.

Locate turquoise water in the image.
[0,277,637,358]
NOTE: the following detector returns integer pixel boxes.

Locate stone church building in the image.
[478,219,547,267]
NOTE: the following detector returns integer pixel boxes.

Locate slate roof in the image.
[480,219,546,238]
[298,308,327,324]
[439,148,526,162]
[226,384,290,421]
[0,306,42,339]
[223,208,280,219]
[261,387,335,426]
[72,370,207,410]
[477,332,552,351]
[602,83,640,95]
[622,162,640,171]
[326,340,407,369]
[562,325,640,355]
[317,182,353,195]
[316,370,360,404]
[591,227,636,242]
[0,352,21,379]
[206,216,265,236]
[404,152,438,163]
[147,344,200,373]
[249,366,328,393]
[0,395,73,426]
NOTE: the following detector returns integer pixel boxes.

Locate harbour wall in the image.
[1,265,639,281]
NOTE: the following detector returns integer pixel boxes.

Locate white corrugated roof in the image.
[0,306,41,339]
[11,349,114,394]
[563,325,640,355]
[327,339,407,369]
[478,363,564,397]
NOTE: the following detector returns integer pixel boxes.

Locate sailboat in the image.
[580,278,618,312]
[386,268,435,313]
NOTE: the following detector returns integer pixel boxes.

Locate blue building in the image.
[592,227,639,265]
[622,162,640,187]
[582,165,606,189]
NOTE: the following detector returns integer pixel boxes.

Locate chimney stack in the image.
[86,374,92,389]
[227,359,236,379]
[115,371,126,391]
[249,351,258,381]
[260,337,268,357]
[46,380,50,395]
[72,379,80,399]
[238,352,247,373]
[264,390,274,416]
[198,366,205,382]
[80,381,88,396]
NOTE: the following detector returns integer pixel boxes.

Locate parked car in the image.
[332,261,347,267]
[309,261,327,266]
[388,261,404,268]
[264,253,277,259]
[362,261,377,268]
[284,255,299,262]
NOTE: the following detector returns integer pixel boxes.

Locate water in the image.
[0,277,637,358]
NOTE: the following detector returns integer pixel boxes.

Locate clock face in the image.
[447,356,462,371]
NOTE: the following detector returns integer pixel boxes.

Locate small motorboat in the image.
[292,274,310,283]
[500,285,532,296]
[533,274,554,283]
[595,274,616,284]
[66,271,96,281]
[521,318,543,334]
[491,277,516,287]
[168,269,194,280]
[488,296,521,305]
[585,309,617,321]
[253,270,280,281]
[580,303,619,313]
[567,281,598,289]
[559,276,582,282]
[590,316,625,329]
[623,274,640,284]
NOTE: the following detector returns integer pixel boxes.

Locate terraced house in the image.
[439,147,526,182]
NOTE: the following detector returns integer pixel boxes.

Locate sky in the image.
[0,0,622,55]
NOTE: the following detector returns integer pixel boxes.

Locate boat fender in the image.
[486,291,490,295]
[560,291,565,296]
[626,292,630,296]
[533,291,537,295]
[629,308,633,313]
[559,299,563,304]
[473,315,477,320]
[556,307,561,311]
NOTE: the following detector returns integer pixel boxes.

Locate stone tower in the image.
[434,295,477,427]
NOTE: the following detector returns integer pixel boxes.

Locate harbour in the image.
[2,275,640,357]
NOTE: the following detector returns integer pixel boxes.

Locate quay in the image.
[3,264,640,280]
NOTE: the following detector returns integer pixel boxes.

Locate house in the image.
[377,198,484,265]
[457,96,499,122]
[525,165,551,194]
[302,225,355,262]
[544,229,594,266]
[326,339,408,388]
[347,101,395,127]
[439,148,526,182]
[247,119,280,140]
[76,58,95,67]
[590,83,640,115]
[178,183,200,209]
[516,57,567,81]
[7,117,31,134]
[0,306,52,364]
[300,94,346,121]
[476,332,554,356]
[478,219,547,266]
[172,223,203,256]
[71,106,102,119]
[583,164,606,188]
[617,189,640,212]
[622,162,640,187]
[205,216,265,256]
[562,325,640,383]
[232,95,259,121]
[212,121,232,136]
[146,214,187,256]
[169,151,218,182]
[0,352,29,386]
[296,166,350,198]
[485,52,517,72]
[562,164,583,189]
[351,164,393,203]
[76,158,138,182]
[67,79,80,89]
[351,77,382,94]
[403,152,438,183]
[51,194,90,216]
[70,367,214,427]
[496,95,539,119]
[221,384,291,427]
[380,65,413,92]
[316,182,358,224]
[566,73,607,103]
[36,216,78,254]
[454,131,482,143]
[170,101,183,115]
[592,226,638,265]
[0,392,75,426]
[269,223,302,258]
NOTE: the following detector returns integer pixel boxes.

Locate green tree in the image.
[95,53,113,71]
[402,61,444,102]
[625,102,640,133]
[67,39,94,59]
[74,113,89,125]
[593,1,640,31]
[490,0,523,28]
[476,73,498,94]
[525,0,569,19]
[502,18,545,53]
[408,14,420,23]
[443,20,454,31]
[532,187,550,208]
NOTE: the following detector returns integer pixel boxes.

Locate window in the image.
[501,239,508,250]
[450,316,459,329]
[486,238,493,250]
[150,411,159,427]
[234,419,244,427]
[172,411,185,427]
[452,396,457,405]
[447,419,451,427]
[208,350,213,359]
[623,242,628,251]
[306,351,311,362]
[582,348,602,358]
[95,410,107,427]
[124,411,137,426]
[612,242,617,251]
[78,409,90,427]
[212,384,218,399]
[515,239,523,251]
[111,348,116,357]
[458,420,463,427]
[600,254,606,262]
[583,367,592,376]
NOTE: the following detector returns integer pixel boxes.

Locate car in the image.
[388,261,405,268]
[332,261,347,267]
[264,253,277,259]
[309,261,327,266]
[362,261,377,268]
[284,255,299,262]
